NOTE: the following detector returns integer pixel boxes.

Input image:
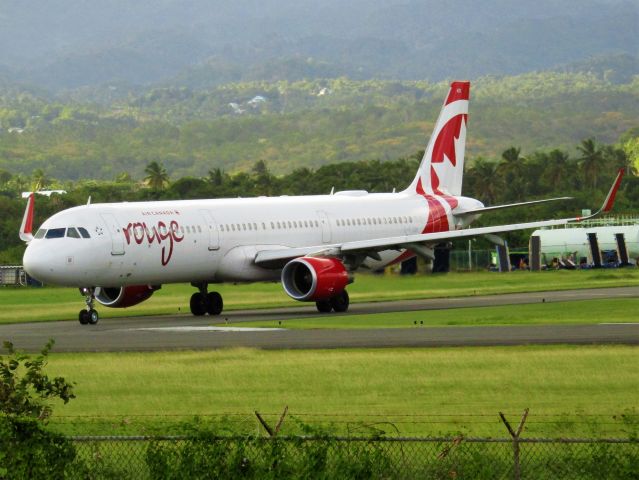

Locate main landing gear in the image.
[316,290,349,314]
[190,282,223,316]
[78,287,99,325]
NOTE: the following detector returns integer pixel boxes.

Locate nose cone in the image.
[23,243,54,284]
[22,242,60,284]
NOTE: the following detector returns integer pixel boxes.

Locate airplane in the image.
[20,81,624,325]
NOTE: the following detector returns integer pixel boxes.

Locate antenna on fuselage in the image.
[330,187,334,195]
[87,196,92,205]
[392,187,396,193]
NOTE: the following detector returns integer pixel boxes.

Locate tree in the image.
[0,340,77,478]
[31,169,48,191]
[577,138,604,190]
[498,147,526,200]
[0,339,75,419]
[144,161,170,191]
[541,149,573,192]
[467,158,500,204]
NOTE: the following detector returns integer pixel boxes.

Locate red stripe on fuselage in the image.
[416,178,452,233]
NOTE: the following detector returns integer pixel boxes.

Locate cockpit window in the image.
[78,227,91,239]
[66,227,81,239]
[34,229,46,239]
[45,228,66,239]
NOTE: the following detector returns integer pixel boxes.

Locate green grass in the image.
[1,269,638,324]
[45,345,639,438]
[227,297,639,329]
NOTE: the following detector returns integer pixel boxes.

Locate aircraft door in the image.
[317,210,332,243]
[100,213,125,255]
[200,210,220,251]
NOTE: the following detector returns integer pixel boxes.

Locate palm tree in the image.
[541,149,573,191]
[498,147,526,200]
[144,161,169,191]
[468,158,500,204]
[577,138,603,190]
[31,169,48,191]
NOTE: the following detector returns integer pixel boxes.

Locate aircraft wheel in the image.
[190,292,207,316]
[206,292,223,315]
[316,299,333,313]
[330,290,349,313]
[78,310,90,325]
[88,309,99,325]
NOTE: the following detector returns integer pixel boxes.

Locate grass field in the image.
[227,297,639,329]
[45,345,639,438]
[1,269,638,324]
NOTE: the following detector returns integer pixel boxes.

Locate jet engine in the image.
[94,285,158,308]
[281,257,350,301]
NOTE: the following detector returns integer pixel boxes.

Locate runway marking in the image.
[131,326,286,333]
[599,323,639,325]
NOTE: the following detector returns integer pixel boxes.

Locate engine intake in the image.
[281,257,349,301]
[95,285,158,308]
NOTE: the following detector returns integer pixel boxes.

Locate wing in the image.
[254,169,624,267]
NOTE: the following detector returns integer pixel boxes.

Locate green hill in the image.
[0,72,637,179]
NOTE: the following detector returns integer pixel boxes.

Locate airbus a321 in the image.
[20,81,623,324]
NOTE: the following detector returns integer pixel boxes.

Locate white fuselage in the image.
[23,191,482,288]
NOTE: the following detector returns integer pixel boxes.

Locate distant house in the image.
[247,95,266,107]
[317,87,331,96]
[8,127,25,134]
[228,102,245,114]
[21,190,67,198]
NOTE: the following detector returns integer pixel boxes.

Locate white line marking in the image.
[599,323,639,326]
[132,326,286,333]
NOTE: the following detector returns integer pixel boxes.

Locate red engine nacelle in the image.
[281,257,349,301]
[94,285,157,308]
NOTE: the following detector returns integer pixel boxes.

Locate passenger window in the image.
[315,220,319,227]
[262,222,266,229]
[66,227,81,239]
[287,221,292,228]
[253,223,257,230]
[45,228,65,239]
[34,229,47,239]
[270,222,274,229]
[198,226,202,233]
[78,227,91,238]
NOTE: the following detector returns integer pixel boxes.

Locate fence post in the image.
[499,409,529,480]
[255,406,289,437]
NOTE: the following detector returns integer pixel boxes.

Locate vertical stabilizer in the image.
[405,81,470,196]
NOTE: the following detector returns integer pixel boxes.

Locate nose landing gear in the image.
[78,287,99,325]
[190,283,223,316]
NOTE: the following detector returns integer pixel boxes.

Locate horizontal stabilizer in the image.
[454,197,573,217]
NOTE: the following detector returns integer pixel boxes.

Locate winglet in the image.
[575,168,624,222]
[19,193,35,243]
[600,168,624,214]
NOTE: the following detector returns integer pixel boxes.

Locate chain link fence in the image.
[66,435,639,479]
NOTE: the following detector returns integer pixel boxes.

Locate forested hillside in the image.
[1,72,637,179]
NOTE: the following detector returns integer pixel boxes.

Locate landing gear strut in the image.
[190,283,223,316]
[78,287,99,325]
[316,290,349,313]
